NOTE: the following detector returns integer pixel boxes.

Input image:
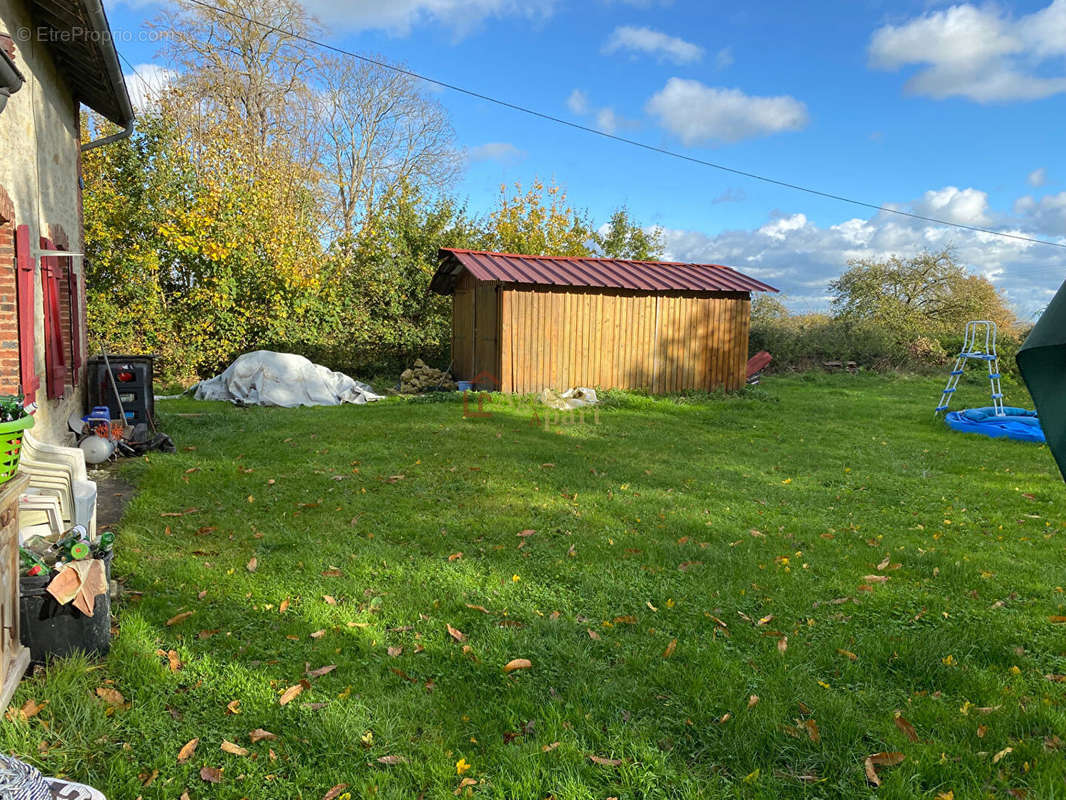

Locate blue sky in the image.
[107,0,1066,317]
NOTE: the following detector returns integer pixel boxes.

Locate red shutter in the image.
[40,237,67,399]
[67,256,82,383]
[14,225,39,405]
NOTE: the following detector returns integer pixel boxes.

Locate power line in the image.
[177,0,1066,254]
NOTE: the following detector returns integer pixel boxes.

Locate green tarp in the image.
[1017,281,1066,482]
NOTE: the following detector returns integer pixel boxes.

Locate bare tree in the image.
[314,56,462,247]
[155,0,318,176]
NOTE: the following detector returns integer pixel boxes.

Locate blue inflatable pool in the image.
[945,406,1046,443]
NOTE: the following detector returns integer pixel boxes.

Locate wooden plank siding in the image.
[482,285,751,394]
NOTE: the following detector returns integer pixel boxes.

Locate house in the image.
[0,0,133,444]
[430,248,778,394]
[0,0,132,711]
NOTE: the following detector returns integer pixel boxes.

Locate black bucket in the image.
[19,555,112,664]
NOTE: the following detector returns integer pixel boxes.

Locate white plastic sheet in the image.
[192,351,382,407]
[537,387,598,410]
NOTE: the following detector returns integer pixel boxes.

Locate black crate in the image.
[19,563,111,663]
[86,355,155,425]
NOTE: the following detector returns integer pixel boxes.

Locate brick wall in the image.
[0,185,17,395]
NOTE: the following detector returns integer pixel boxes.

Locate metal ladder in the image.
[935,321,1005,417]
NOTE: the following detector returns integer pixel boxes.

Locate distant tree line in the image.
[750,248,1025,374]
[83,0,661,381]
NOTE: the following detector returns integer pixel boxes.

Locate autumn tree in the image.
[593,207,664,260]
[829,249,1017,337]
[478,180,595,257]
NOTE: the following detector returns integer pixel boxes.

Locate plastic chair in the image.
[17,432,97,540]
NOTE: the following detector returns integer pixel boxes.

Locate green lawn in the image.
[4,373,1066,799]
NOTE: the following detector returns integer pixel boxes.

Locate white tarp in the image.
[192,351,382,407]
[538,387,598,410]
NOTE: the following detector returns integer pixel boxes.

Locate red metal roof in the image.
[432,248,778,295]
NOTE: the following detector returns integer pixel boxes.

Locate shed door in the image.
[473,282,500,389]
[452,285,475,380]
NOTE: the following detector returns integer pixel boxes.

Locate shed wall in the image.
[496,286,750,394]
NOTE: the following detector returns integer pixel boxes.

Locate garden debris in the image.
[193,351,381,407]
[46,559,107,616]
[399,359,457,393]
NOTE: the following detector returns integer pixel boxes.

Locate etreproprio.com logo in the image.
[13,26,171,44]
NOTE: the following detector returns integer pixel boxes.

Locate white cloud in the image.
[122,63,177,112]
[595,107,619,134]
[868,1,1066,102]
[566,89,589,115]
[912,186,991,226]
[645,78,809,145]
[714,47,734,70]
[1014,191,1066,235]
[567,90,633,134]
[602,25,703,64]
[300,0,557,36]
[468,142,524,163]
[1028,167,1048,187]
[659,188,1065,318]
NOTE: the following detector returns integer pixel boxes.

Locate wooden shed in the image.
[430,249,777,394]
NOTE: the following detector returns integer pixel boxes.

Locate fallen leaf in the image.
[542,741,560,752]
[877,555,891,571]
[757,614,774,626]
[589,755,622,767]
[465,604,490,613]
[838,648,858,661]
[446,624,467,642]
[310,629,326,639]
[503,658,532,673]
[454,778,477,795]
[1050,616,1066,623]
[894,714,918,743]
[221,741,248,756]
[864,752,905,786]
[663,639,677,658]
[200,766,222,784]
[323,595,337,605]
[166,611,194,626]
[249,729,278,743]
[279,599,290,614]
[993,746,1013,764]
[587,628,601,640]
[139,768,159,787]
[95,688,126,707]
[279,683,305,705]
[777,636,788,653]
[863,575,889,583]
[387,646,403,658]
[307,664,337,678]
[377,755,407,765]
[748,694,760,708]
[448,552,463,561]
[177,738,199,764]
[322,785,348,800]
[226,700,241,715]
[246,557,258,572]
[517,529,536,537]
[803,719,820,742]
[167,650,182,672]
[8,698,47,722]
